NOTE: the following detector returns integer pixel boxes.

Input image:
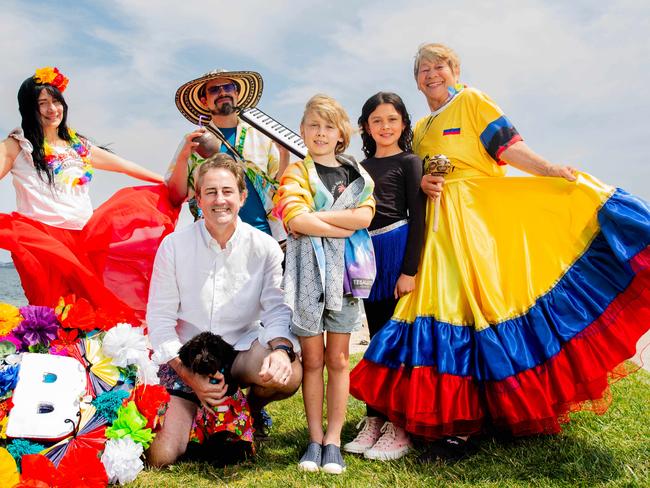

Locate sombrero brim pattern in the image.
[175,69,263,125]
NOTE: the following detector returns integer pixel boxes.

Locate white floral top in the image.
[9,128,93,229]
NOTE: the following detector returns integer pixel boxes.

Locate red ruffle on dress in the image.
[1,184,179,319]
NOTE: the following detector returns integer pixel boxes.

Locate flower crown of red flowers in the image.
[33,66,69,93]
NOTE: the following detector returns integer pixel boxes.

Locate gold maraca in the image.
[426,154,452,232]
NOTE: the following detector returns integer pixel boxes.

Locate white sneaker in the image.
[364,422,412,461]
[343,416,384,454]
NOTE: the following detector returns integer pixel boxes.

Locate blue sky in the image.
[1,0,649,262]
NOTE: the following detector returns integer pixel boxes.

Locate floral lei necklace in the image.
[43,128,94,186]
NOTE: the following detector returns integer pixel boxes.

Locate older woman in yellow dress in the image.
[350,43,650,461]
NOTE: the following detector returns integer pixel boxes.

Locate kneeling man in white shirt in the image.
[146,153,301,467]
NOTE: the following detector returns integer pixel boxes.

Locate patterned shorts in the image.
[158,363,199,403]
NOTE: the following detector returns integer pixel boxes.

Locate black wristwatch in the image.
[272,344,297,362]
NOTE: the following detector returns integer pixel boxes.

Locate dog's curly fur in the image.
[178,332,239,397]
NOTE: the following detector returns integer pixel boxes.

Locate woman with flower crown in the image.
[0,67,179,319]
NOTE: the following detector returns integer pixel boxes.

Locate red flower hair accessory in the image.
[33,67,69,93]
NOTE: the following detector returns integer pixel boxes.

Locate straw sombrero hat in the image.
[175,69,263,124]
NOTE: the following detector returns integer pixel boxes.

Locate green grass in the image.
[132,356,650,488]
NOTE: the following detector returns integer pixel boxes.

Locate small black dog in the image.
[178,331,239,397]
[178,332,253,466]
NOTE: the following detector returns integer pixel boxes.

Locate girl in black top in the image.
[344,92,426,460]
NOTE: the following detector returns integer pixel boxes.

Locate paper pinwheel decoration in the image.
[68,338,120,397]
[41,404,108,467]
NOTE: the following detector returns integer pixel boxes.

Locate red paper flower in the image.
[19,454,61,487]
[58,447,108,487]
[50,329,80,353]
[58,298,96,332]
[19,449,108,488]
[130,384,170,430]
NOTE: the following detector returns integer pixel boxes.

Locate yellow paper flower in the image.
[0,446,18,487]
[0,416,7,439]
[34,67,57,83]
[33,66,69,92]
[0,303,22,336]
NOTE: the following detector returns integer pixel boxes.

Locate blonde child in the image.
[274,94,375,474]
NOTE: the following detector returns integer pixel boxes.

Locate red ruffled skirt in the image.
[0,184,179,320]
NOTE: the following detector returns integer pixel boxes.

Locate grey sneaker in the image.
[321,444,346,474]
[298,442,322,472]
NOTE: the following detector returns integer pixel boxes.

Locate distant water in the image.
[0,265,28,306]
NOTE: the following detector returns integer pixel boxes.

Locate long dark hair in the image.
[17,77,72,185]
[358,92,413,159]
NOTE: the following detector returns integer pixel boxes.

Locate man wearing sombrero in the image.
[167,69,288,240]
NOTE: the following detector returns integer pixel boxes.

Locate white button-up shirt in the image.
[147,218,297,364]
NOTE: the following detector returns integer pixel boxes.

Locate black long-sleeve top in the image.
[361,151,426,276]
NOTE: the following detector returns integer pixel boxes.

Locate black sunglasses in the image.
[206,82,237,95]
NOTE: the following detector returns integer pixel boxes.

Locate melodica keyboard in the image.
[238,107,308,158]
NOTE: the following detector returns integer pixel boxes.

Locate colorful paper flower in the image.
[17,454,60,487]
[0,447,19,487]
[101,323,147,368]
[0,364,19,398]
[91,390,130,424]
[20,448,107,488]
[59,447,108,487]
[49,329,79,354]
[100,438,143,485]
[55,296,96,332]
[0,303,23,336]
[33,66,68,92]
[105,401,154,448]
[130,384,170,430]
[12,306,58,350]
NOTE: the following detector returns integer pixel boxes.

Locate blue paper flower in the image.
[0,364,20,397]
